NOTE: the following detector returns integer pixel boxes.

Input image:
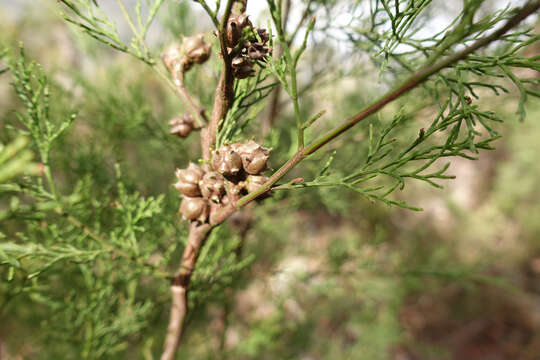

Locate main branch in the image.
[161,1,245,359]
[161,222,211,360]
[207,0,236,150]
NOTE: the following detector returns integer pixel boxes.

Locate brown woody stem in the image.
[208,0,236,150]
[161,1,240,358]
[161,222,211,360]
[152,65,207,129]
[173,71,208,128]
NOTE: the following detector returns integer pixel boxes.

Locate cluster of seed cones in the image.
[162,34,212,76]
[174,141,271,222]
[225,14,271,79]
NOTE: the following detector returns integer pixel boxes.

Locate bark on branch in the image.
[161,222,211,360]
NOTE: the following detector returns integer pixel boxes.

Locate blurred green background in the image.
[1,1,539,359]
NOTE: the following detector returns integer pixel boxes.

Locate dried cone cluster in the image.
[174,141,271,223]
[173,162,228,223]
[225,14,271,79]
[162,34,211,75]
[213,140,271,198]
[213,141,270,177]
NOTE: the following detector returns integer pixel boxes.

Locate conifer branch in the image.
[232,0,540,209]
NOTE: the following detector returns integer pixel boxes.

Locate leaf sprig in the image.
[58,0,165,65]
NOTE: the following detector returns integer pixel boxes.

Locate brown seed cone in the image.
[221,194,230,206]
[199,171,225,203]
[226,13,253,48]
[180,196,209,222]
[174,163,204,197]
[246,44,270,61]
[161,43,183,74]
[183,34,212,65]
[236,140,270,175]
[245,175,269,194]
[231,55,255,79]
[212,145,243,176]
[169,114,195,137]
[180,56,194,72]
[226,13,270,73]
[246,28,271,61]
[256,28,270,44]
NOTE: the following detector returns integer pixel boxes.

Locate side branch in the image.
[173,71,208,128]
[304,0,540,155]
[231,0,540,209]
[153,66,207,129]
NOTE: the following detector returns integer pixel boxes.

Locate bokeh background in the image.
[1,1,539,359]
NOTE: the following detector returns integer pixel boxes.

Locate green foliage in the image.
[1,37,256,358]
[190,225,255,304]
[9,45,75,171]
[1,0,539,358]
[1,42,174,358]
[217,69,277,147]
[272,0,540,210]
[0,136,40,184]
[284,105,500,210]
[58,0,165,64]
[352,0,540,121]
[266,0,316,148]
